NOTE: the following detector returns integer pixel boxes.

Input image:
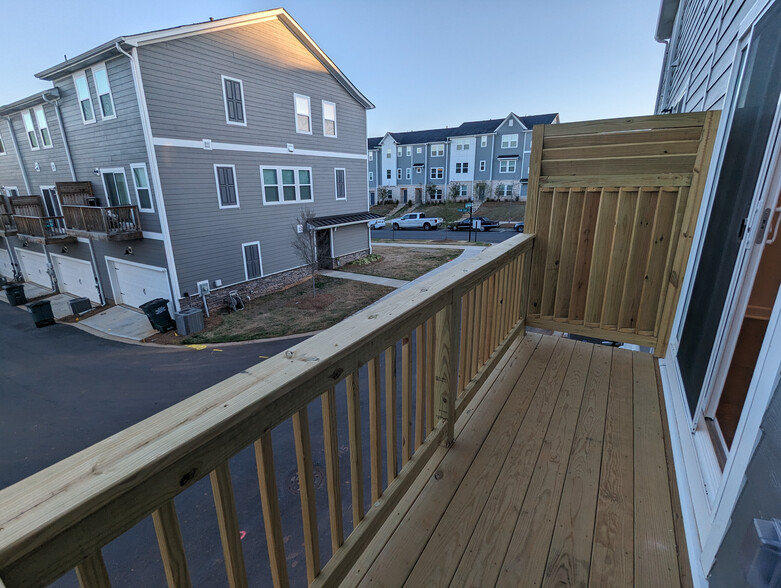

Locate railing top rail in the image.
[61,205,139,211]
[0,233,534,584]
[13,215,63,221]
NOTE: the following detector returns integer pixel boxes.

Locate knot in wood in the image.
[330,367,344,380]
[179,468,197,487]
[434,470,444,480]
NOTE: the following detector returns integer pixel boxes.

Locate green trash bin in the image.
[6,284,26,306]
[139,298,176,333]
[28,300,55,328]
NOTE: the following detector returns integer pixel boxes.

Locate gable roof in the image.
[368,137,383,150]
[34,9,373,109]
[518,113,559,128]
[0,88,60,116]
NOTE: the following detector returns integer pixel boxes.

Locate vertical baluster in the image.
[384,345,398,483]
[521,249,533,330]
[414,324,426,451]
[254,433,289,588]
[425,316,436,434]
[101,208,109,234]
[465,288,476,382]
[321,387,344,554]
[483,274,495,364]
[345,372,364,525]
[471,282,483,376]
[210,462,248,588]
[292,406,320,584]
[458,293,468,395]
[434,294,460,445]
[152,500,192,588]
[401,335,412,466]
[368,357,382,502]
[75,551,111,588]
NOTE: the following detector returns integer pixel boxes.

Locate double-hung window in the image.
[92,64,115,119]
[130,163,154,212]
[501,134,518,148]
[243,242,263,280]
[101,168,131,206]
[386,150,391,158]
[369,171,374,182]
[73,72,95,124]
[397,168,402,180]
[33,106,52,148]
[386,169,391,179]
[294,94,311,133]
[479,160,486,172]
[416,147,422,154]
[322,100,337,136]
[406,168,411,180]
[261,167,313,204]
[335,168,347,200]
[458,185,467,197]
[431,144,444,157]
[456,162,469,174]
[430,167,443,179]
[481,136,487,147]
[22,111,39,150]
[369,152,374,161]
[214,165,239,208]
[499,159,517,173]
[222,76,246,125]
[397,147,403,157]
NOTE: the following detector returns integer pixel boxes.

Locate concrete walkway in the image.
[319,269,409,288]
[79,306,157,341]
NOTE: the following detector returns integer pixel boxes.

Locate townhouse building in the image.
[367,112,558,205]
[0,9,375,313]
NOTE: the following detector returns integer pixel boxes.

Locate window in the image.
[397,168,402,180]
[386,150,391,158]
[130,163,153,212]
[243,242,263,280]
[101,168,131,206]
[430,167,444,179]
[434,188,443,200]
[369,191,375,205]
[92,64,115,119]
[322,100,337,136]
[458,184,467,197]
[386,169,391,179]
[294,94,311,133]
[416,167,422,173]
[335,168,346,200]
[22,111,39,150]
[5,187,19,197]
[509,119,514,127]
[406,146,412,156]
[481,136,487,148]
[73,72,95,123]
[260,167,312,204]
[455,140,470,151]
[406,168,411,180]
[499,159,517,173]
[397,147,403,157]
[479,160,486,172]
[369,171,374,182]
[455,162,468,174]
[501,134,518,148]
[416,147,422,154]
[497,184,513,197]
[0,134,5,155]
[369,152,374,161]
[222,76,246,125]
[33,106,52,148]
[214,165,239,208]
[431,144,444,157]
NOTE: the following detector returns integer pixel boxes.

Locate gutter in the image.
[2,116,31,194]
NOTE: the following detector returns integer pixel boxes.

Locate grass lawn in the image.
[414,202,468,224]
[168,277,394,344]
[475,200,526,221]
[369,203,396,217]
[344,246,462,281]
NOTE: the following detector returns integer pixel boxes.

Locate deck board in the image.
[355,334,687,587]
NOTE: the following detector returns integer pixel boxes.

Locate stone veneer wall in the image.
[323,248,370,269]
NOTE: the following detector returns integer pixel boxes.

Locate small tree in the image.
[474,181,489,201]
[292,208,318,296]
[425,183,438,202]
[377,186,390,203]
[495,182,512,200]
[448,183,463,201]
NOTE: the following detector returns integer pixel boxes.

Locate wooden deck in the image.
[348,333,690,587]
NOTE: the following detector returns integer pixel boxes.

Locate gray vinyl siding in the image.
[52,57,161,233]
[155,145,368,294]
[333,223,368,257]
[493,119,523,181]
[709,376,781,587]
[474,135,493,181]
[137,19,367,155]
[0,119,27,192]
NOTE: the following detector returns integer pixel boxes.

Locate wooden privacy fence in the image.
[0,233,534,588]
[524,111,720,356]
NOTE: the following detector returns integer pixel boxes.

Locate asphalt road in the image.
[371,225,521,243]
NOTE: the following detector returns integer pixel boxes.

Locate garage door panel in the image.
[51,255,99,303]
[108,259,171,310]
[16,249,49,287]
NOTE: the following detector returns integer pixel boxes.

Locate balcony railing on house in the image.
[61,204,143,241]
[13,215,75,244]
[0,112,720,588]
[0,212,16,236]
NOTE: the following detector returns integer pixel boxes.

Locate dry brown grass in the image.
[344,246,461,282]
[475,201,526,222]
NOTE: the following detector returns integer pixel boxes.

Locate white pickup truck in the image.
[391,212,444,231]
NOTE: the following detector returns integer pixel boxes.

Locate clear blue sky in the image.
[2,0,666,136]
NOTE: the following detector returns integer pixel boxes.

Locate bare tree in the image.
[292,208,318,296]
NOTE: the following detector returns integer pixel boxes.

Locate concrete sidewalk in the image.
[318,269,408,288]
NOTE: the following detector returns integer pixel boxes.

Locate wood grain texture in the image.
[414,326,425,451]
[368,357,382,503]
[292,407,320,584]
[345,372,364,526]
[426,316,436,435]
[321,387,344,554]
[527,188,554,316]
[254,434,289,588]
[601,189,639,330]
[543,126,702,149]
[209,463,248,588]
[554,189,585,319]
[75,551,111,588]
[152,500,192,588]
[569,189,602,322]
[540,188,570,317]
[401,336,413,466]
[583,189,619,326]
[385,345,398,484]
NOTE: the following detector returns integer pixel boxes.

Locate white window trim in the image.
[130,163,154,213]
[431,144,444,157]
[397,147,403,157]
[335,168,347,200]
[213,164,240,209]
[480,160,486,171]
[406,147,411,156]
[481,136,487,148]
[33,106,52,149]
[92,63,117,121]
[5,186,19,197]
[501,134,519,149]
[397,168,402,180]
[406,168,411,180]
[259,166,314,205]
[72,71,96,125]
[369,152,374,161]
[242,241,264,280]
[22,111,40,151]
[416,147,422,154]
[499,160,517,173]
[99,167,131,206]
[430,167,444,179]
[221,75,247,127]
[322,100,337,138]
[294,93,312,135]
[369,171,374,182]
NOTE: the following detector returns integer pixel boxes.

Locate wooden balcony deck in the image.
[349,333,690,588]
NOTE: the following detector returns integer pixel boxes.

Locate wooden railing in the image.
[0,213,16,233]
[0,233,534,587]
[62,205,141,236]
[13,215,68,239]
[9,196,44,218]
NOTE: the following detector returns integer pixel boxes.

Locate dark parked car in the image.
[447,216,500,231]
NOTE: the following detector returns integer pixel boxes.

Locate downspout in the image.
[655,40,671,114]
[42,94,76,181]
[3,116,31,194]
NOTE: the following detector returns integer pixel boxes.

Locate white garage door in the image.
[0,248,13,279]
[51,254,99,303]
[107,258,172,309]
[15,248,49,287]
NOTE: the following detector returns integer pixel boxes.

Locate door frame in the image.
[40,185,61,217]
[49,253,99,303]
[14,247,49,286]
[105,256,172,309]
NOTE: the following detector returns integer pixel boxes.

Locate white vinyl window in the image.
[222,75,246,126]
[101,168,131,206]
[416,167,422,173]
[498,184,513,197]
[214,165,239,209]
[386,169,391,179]
[479,160,486,172]
[73,72,95,124]
[397,168,402,180]
[499,159,517,173]
[335,168,347,200]
[481,136,487,147]
[369,171,374,182]
[458,185,467,197]
[455,140,470,151]
[430,167,444,179]
[416,147,422,154]
[92,64,116,120]
[406,168,411,180]
[261,167,313,204]
[33,106,52,148]
[386,149,391,158]
[130,163,154,212]
[243,241,263,280]
[406,146,412,156]
[322,100,337,137]
[22,111,39,150]
[501,134,519,148]
[397,147,403,157]
[369,152,373,161]
[5,187,19,197]
[455,162,469,173]
[431,144,444,157]
[294,94,311,134]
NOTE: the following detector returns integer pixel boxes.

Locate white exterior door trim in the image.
[49,254,99,302]
[105,256,172,310]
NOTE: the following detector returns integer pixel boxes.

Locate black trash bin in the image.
[6,284,27,306]
[139,298,176,333]
[28,300,55,328]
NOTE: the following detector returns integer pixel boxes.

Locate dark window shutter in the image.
[244,244,261,278]
[224,79,244,123]
[218,167,237,205]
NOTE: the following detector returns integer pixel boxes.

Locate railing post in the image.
[520,248,533,335]
[101,209,109,234]
[435,292,460,446]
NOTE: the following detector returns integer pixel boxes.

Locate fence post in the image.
[435,292,460,446]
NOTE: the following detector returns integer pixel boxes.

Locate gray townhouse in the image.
[0,9,375,313]
[367,112,558,205]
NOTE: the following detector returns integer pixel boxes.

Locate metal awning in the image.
[309,212,381,230]
[497,154,520,159]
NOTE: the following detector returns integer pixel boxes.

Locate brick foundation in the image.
[323,248,370,269]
